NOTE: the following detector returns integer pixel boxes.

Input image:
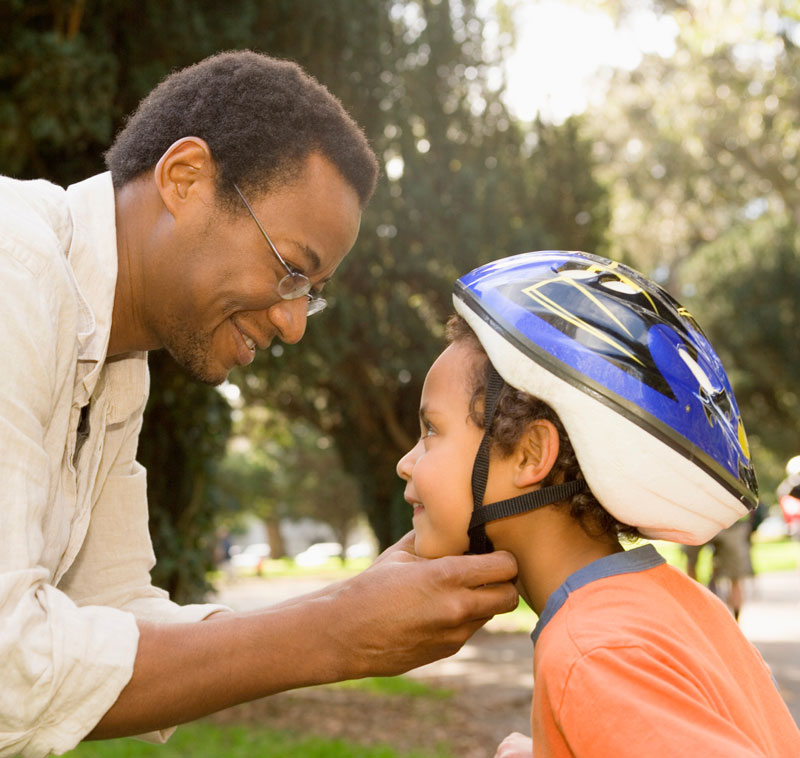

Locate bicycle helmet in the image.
[454,251,757,551]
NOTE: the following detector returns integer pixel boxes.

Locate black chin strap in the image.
[466,366,587,555]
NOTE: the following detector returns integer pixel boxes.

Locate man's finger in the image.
[462,580,520,620]
[438,549,519,588]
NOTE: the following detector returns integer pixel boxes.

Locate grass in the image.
[65,539,798,757]
[64,724,449,758]
[653,535,799,585]
[327,676,454,699]
[63,675,452,758]
[209,556,372,583]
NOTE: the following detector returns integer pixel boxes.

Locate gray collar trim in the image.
[531,544,665,644]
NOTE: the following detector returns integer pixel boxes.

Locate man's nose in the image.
[267,297,308,344]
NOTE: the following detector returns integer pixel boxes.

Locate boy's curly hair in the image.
[105,50,378,209]
[446,315,641,542]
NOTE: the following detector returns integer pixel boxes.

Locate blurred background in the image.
[3,0,798,602]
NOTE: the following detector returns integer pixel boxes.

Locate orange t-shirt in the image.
[532,545,800,757]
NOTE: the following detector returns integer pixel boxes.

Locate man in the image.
[0,51,518,757]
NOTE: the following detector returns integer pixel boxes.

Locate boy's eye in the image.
[423,420,436,437]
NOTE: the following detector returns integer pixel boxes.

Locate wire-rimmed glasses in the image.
[233,183,327,316]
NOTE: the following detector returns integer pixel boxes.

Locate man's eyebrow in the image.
[287,243,329,285]
[300,244,321,273]
[296,244,335,287]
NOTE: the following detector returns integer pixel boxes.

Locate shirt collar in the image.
[65,173,119,399]
[531,544,666,644]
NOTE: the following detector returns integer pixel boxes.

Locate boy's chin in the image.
[414,533,469,559]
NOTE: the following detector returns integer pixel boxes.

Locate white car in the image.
[294,542,343,567]
[345,541,375,560]
[229,542,271,572]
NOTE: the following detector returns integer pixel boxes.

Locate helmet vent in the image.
[678,347,716,395]
[600,279,639,295]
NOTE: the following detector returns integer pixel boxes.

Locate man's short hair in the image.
[105,50,378,208]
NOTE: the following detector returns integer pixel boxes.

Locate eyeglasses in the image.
[233,183,327,316]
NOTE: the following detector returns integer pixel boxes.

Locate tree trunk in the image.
[265,518,286,560]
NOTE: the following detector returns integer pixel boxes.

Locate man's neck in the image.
[108,178,160,356]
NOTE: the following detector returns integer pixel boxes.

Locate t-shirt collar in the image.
[532,544,666,644]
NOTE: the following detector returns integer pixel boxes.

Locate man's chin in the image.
[164,346,230,387]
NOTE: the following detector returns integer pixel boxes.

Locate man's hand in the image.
[494,732,533,758]
[90,532,518,739]
[326,531,519,678]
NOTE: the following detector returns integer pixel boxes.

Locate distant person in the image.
[396,251,800,757]
[0,51,518,756]
[681,541,707,581]
[708,517,754,621]
[778,455,800,538]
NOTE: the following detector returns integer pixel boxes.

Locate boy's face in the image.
[396,342,517,558]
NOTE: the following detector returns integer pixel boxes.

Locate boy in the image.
[397,251,800,757]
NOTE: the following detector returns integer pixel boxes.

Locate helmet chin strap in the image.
[466,366,587,555]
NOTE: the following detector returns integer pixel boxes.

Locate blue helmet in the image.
[454,251,757,545]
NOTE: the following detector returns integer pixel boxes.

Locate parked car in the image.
[229,542,271,574]
[345,541,375,560]
[294,542,343,567]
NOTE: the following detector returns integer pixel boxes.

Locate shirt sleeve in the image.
[55,409,230,748]
[0,248,144,758]
[539,644,766,758]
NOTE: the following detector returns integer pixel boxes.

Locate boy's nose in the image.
[396,441,421,482]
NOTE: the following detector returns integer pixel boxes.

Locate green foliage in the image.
[1,0,608,586]
[64,723,447,758]
[683,219,800,499]
[136,353,233,603]
[219,406,363,557]
[587,0,800,501]
[233,1,610,549]
[592,0,800,278]
[654,537,799,581]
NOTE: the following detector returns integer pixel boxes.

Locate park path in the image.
[211,567,800,726]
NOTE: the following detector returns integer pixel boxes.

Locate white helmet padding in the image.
[457,305,749,544]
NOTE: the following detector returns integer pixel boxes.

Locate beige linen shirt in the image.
[0,173,228,757]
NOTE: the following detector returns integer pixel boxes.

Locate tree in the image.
[3,0,610,594]
[682,218,800,500]
[2,0,257,601]
[136,353,234,603]
[590,0,800,280]
[585,0,800,499]
[218,405,362,560]
[235,1,611,549]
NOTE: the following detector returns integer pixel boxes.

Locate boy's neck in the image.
[489,506,623,616]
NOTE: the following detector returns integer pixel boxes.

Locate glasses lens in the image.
[278,272,312,299]
[306,296,327,316]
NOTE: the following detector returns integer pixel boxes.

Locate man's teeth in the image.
[243,334,256,352]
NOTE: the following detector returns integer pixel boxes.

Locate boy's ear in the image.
[153,136,216,215]
[513,419,560,488]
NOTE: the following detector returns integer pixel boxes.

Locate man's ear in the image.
[153,137,215,216]
[513,418,560,488]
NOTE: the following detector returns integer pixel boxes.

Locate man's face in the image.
[147,152,361,385]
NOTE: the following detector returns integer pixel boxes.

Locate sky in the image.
[499,1,679,122]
